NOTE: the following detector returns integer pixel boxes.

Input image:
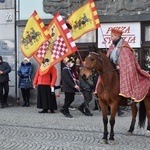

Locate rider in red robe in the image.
[96,28,150,105]
[107,28,150,104]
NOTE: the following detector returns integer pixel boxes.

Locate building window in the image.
[143,48,150,73]
[145,26,150,41]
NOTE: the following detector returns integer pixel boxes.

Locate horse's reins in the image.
[89,52,120,94]
[82,52,119,97]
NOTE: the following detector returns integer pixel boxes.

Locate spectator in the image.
[18,57,33,107]
[78,74,93,116]
[33,65,57,113]
[60,57,79,118]
[68,57,78,111]
[0,56,11,108]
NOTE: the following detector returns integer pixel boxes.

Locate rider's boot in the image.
[127,98,134,106]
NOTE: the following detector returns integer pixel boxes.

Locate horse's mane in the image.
[93,45,115,70]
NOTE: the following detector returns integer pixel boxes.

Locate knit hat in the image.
[23,57,29,62]
[63,57,70,64]
[111,28,123,36]
[70,57,75,63]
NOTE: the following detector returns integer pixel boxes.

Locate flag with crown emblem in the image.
[39,12,78,75]
[66,0,100,40]
[20,11,50,58]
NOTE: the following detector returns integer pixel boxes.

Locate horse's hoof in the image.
[126,131,133,135]
[100,139,108,144]
[144,130,150,137]
[108,140,118,145]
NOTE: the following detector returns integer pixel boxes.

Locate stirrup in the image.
[127,98,134,106]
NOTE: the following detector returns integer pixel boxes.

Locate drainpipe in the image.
[14,0,19,104]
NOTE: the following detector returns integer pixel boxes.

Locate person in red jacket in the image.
[33,65,57,113]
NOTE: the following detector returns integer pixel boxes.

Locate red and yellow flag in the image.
[20,11,50,58]
[33,41,49,64]
[39,12,78,75]
[66,0,100,40]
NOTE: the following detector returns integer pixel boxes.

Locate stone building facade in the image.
[0,0,16,102]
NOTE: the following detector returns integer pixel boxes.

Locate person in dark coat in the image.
[0,55,11,108]
[60,57,79,118]
[78,75,93,116]
[18,57,33,107]
[33,65,57,113]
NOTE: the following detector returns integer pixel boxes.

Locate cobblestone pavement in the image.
[0,104,149,150]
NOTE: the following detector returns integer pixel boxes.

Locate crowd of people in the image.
[0,54,100,118]
[0,27,149,119]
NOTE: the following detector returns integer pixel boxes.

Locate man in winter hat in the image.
[0,55,11,108]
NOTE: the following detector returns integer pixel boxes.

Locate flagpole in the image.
[77,50,84,66]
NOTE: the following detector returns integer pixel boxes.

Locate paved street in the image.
[0,104,149,150]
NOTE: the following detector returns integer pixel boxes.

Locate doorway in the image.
[141,22,150,73]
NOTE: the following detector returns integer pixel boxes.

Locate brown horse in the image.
[81,46,150,144]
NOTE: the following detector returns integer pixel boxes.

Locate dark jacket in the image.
[18,62,33,89]
[92,74,99,91]
[0,61,11,83]
[61,67,76,93]
[79,76,92,92]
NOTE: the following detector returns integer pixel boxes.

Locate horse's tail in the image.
[138,100,146,128]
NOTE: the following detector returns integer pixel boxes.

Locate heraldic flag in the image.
[20,11,50,58]
[33,41,50,64]
[66,0,100,40]
[38,12,78,75]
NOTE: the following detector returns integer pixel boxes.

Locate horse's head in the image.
[80,45,102,80]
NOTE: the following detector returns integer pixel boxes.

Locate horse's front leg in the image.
[103,115,108,140]
[100,102,108,144]
[109,104,118,141]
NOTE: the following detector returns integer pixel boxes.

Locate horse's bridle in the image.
[84,51,117,75]
[84,52,101,72]
[83,51,119,93]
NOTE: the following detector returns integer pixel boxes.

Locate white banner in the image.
[98,22,141,48]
